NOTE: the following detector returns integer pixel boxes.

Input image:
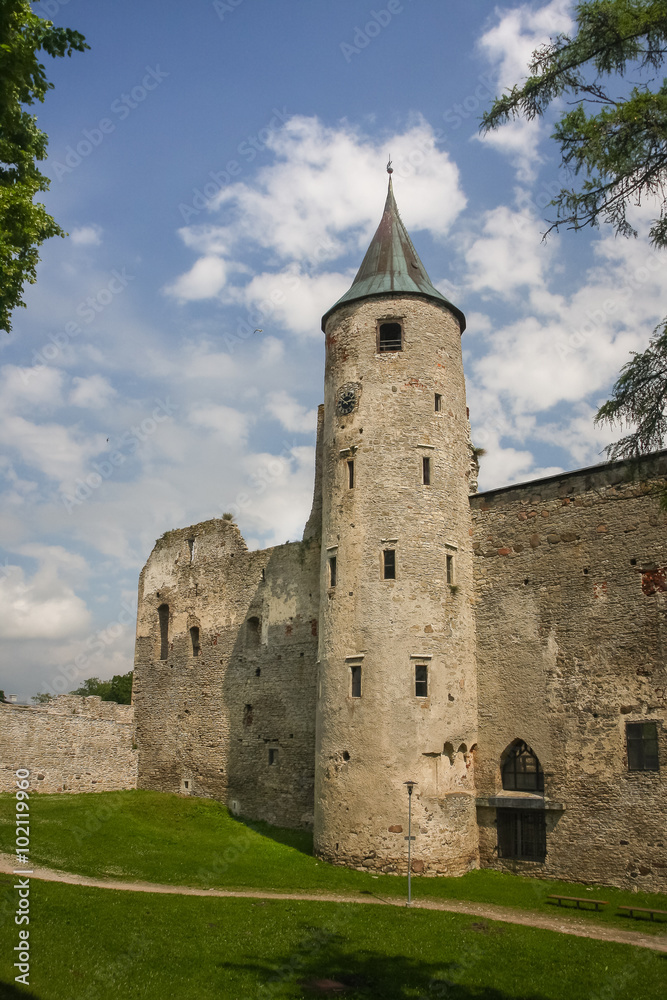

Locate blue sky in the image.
[2,0,664,700]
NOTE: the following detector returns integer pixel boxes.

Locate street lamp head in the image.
[403,779,417,795]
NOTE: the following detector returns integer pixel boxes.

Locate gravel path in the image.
[2,853,665,953]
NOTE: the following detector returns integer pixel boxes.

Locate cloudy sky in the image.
[2,0,664,700]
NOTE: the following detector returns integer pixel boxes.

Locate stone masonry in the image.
[0,695,137,793]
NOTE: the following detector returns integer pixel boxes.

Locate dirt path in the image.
[2,852,665,953]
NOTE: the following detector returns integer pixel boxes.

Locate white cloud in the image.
[479,1,573,92]
[187,403,249,446]
[164,255,228,301]
[476,1,574,181]
[0,416,107,486]
[70,225,103,246]
[465,205,550,296]
[230,268,352,337]
[0,559,90,640]
[0,365,64,411]
[166,115,467,315]
[265,391,318,434]
[70,374,117,409]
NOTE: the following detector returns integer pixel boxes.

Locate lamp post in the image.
[403,779,417,906]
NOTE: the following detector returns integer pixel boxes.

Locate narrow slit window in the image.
[187,538,194,562]
[378,322,402,352]
[383,549,396,580]
[190,626,201,657]
[347,459,355,489]
[246,616,261,648]
[329,555,337,588]
[158,604,169,660]
[415,663,428,698]
[626,721,659,771]
[422,456,431,485]
[351,665,362,698]
[446,555,454,585]
[268,748,278,766]
[434,393,442,412]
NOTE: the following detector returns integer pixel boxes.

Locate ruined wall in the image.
[471,453,667,891]
[0,695,137,793]
[133,518,319,829]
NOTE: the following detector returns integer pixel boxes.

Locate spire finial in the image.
[386,155,393,175]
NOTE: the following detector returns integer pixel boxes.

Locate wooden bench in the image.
[618,905,667,921]
[547,894,609,911]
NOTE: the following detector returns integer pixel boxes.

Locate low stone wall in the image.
[0,695,137,793]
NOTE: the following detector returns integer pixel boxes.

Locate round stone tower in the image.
[314,174,478,875]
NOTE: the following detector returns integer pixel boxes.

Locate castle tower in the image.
[314,172,479,875]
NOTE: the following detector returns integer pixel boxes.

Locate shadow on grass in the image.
[233,813,315,856]
[218,929,550,999]
[0,982,43,1000]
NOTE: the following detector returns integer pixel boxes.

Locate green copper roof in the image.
[321,176,466,332]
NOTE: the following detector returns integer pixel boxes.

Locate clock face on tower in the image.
[336,385,357,416]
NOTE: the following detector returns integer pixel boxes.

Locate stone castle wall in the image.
[0,694,137,793]
[471,452,667,891]
[132,517,320,829]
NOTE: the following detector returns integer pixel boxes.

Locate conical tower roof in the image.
[321,175,465,332]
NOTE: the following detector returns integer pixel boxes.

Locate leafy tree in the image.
[71,671,133,704]
[31,691,53,704]
[481,0,667,458]
[71,676,112,699]
[107,671,133,705]
[0,0,88,333]
[0,689,6,702]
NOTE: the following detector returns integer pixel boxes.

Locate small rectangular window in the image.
[378,321,402,352]
[434,394,442,412]
[351,665,361,698]
[422,456,431,485]
[627,721,659,771]
[268,748,278,766]
[446,555,454,585]
[415,663,428,698]
[329,555,337,587]
[383,549,396,580]
[347,459,354,489]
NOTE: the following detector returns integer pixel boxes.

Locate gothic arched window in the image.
[501,741,544,793]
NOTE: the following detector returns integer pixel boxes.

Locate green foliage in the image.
[0,689,5,702]
[0,0,88,333]
[481,1,667,246]
[482,1,667,460]
[70,671,133,704]
[31,690,53,704]
[595,321,667,457]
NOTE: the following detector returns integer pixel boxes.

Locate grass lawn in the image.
[0,879,665,1000]
[1,790,666,939]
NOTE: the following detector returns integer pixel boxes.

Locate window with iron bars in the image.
[497,808,546,861]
